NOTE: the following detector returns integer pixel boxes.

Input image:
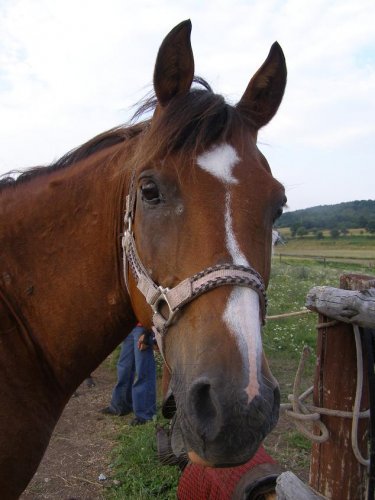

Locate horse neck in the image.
[0,144,136,395]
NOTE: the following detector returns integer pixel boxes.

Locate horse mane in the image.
[0,77,254,192]
[0,123,145,192]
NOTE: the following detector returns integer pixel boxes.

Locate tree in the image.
[330,228,340,239]
[290,223,300,237]
[278,200,375,231]
[359,215,368,228]
[296,226,308,238]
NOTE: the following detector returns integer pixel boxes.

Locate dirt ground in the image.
[21,362,121,500]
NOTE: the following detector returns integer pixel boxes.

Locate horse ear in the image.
[237,42,287,130]
[153,20,195,107]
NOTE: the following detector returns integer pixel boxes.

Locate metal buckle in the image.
[124,213,132,234]
[151,286,176,327]
[124,195,133,233]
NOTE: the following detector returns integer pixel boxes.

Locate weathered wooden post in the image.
[306,273,375,499]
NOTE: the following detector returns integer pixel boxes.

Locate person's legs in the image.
[109,332,135,415]
[132,327,156,422]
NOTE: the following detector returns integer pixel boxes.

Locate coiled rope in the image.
[268,310,370,467]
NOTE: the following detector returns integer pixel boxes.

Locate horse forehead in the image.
[196,143,240,184]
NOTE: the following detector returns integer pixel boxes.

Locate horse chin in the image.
[185,440,261,468]
[184,417,278,468]
[181,423,272,468]
[187,450,214,467]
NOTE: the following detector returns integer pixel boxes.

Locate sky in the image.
[0,0,374,211]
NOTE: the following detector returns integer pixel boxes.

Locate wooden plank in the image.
[276,471,325,499]
[306,286,375,328]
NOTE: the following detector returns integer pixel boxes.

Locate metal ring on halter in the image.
[150,286,177,329]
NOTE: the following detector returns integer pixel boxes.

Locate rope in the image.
[266,308,312,320]
[352,325,370,467]
[280,346,329,443]
[280,326,370,467]
[363,328,375,500]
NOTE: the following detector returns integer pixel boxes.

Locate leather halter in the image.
[121,172,268,359]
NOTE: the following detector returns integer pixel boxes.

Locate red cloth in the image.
[177,445,275,500]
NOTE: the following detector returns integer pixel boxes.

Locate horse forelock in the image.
[130,77,257,172]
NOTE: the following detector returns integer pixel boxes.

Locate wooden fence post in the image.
[309,273,374,499]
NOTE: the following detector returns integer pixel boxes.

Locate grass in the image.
[264,261,341,351]
[106,418,179,500]
[260,261,339,475]
[262,262,340,408]
[105,255,374,496]
[278,227,374,239]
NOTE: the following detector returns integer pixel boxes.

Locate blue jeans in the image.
[110,326,156,421]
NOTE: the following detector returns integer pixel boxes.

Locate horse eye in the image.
[274,207,283,220]
[273,197,287,223]
[140,181,161,204]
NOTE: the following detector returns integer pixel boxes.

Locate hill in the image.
[277,200,375,233]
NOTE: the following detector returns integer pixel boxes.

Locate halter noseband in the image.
[121,172,268,359]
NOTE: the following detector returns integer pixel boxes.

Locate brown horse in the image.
[0,20,286,498]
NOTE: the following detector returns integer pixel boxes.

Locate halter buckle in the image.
[124,195,133,233]
[151,286,177,329]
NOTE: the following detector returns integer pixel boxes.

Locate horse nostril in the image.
[189,378,222,441]
[194,382,216,421]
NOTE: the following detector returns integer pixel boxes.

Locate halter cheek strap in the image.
[121,174,268,362]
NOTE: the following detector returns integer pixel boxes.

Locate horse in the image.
[0,20,287,498]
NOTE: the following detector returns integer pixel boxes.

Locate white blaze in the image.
[224,192,247,266]
[197,143,262,400]
[197,143,239,184]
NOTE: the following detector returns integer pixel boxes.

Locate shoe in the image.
[86,376,96,388]
[99,406,130,417]
[130,417,147,426]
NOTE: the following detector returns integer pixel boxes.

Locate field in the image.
[276,229,375,265]
[105,235,375,498]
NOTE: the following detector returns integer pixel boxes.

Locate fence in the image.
[276,273,375,499]
[274,253,375,268]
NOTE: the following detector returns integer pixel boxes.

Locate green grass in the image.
[106,257,374,494]
[106,419,180,499]
[265,262,341,347]
[263,261,342,402]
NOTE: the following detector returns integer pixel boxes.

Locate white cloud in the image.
[0,0,374,209]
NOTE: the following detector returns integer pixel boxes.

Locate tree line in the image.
[276,200,375,235]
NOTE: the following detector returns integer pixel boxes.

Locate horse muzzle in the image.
[168,373,280,467]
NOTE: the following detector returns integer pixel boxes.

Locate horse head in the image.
[124,20,287,467]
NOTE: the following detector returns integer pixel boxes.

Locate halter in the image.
[121,172,268,359]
